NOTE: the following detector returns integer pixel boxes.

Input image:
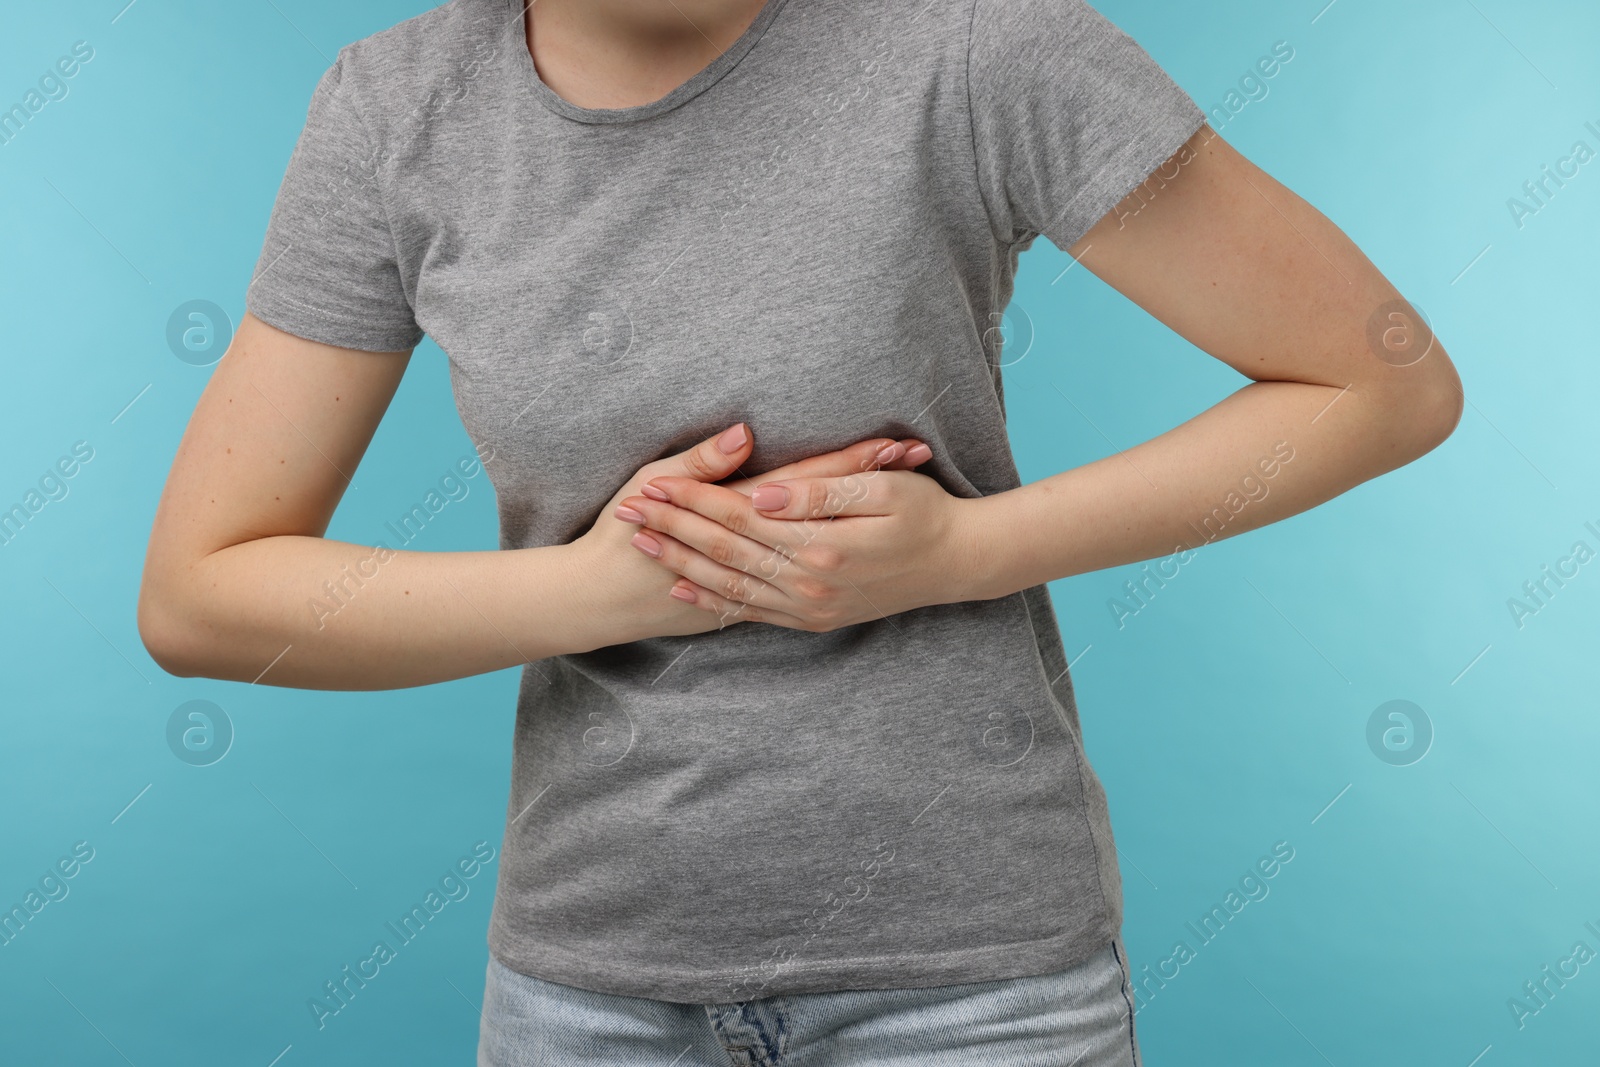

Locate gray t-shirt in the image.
[246,0,1204,1003]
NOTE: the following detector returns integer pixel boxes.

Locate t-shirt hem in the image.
[486,914,1119,1003]
[245,289,424,353]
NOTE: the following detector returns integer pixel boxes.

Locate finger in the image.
[627,527,797,612]
[645,422,754,484]
[883,440,934,470]
[619,492,803,578]
[667,578,815,631]
[606,423,755,515]
[629,480,816,555]
[744,470,899,521]
[720,437,931,494]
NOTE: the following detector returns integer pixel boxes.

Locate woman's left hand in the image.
[610,452,987,631]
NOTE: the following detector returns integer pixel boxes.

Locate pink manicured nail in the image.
[751,485,789,510]
[631,531,663,557]
[874,443,902,466]
[717,423,749,453]
[615,505,646,523]
[904,443,932,464]
[669,586,697,602]
[640,482,670,501]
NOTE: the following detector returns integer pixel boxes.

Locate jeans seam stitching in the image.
[1111,939,1141,1067]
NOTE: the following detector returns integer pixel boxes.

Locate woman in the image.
[138,0,1462,1063]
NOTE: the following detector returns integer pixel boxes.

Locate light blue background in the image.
[2,1,1596,1063]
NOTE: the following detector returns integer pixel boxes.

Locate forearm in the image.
[150,536,622,690]
[962,378,1457,598]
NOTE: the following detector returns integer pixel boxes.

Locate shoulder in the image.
[968,0,1126,65]
[967,0,1186,113]
[967,0,1118,35]
[330,0,505,137]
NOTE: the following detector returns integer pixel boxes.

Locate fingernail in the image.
[640,482,670,501]
[669,586,697,602]
[631,531,663,557]
[874,443,902,466]
[904,443,932,464]
[751,484,789,510]
[717,423,749,453]
[615,505,646,523]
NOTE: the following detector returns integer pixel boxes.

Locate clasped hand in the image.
[613,440,982,632]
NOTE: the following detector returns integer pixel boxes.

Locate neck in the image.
[529,0,767,50]
[522,0,770,109]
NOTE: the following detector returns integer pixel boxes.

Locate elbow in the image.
[1412,352,1465,456]
[136,582,202,678]
[1381,345,1464,461]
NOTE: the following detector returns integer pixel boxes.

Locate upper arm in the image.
[137,311,411,643]
[963,0,1458,439]
[1067,126,1463,436]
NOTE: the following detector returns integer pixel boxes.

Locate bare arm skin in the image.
[607,127,1465,628]
[135,312,930,690]
[960,125,1464,598]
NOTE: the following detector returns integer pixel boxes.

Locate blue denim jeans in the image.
[477,939,1141,1066]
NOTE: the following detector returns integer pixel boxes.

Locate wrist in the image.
[944,493,1025,604]
[537,540,640,655]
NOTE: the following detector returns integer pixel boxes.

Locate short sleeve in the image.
[245,50,424,353]
[967,0,1206,251]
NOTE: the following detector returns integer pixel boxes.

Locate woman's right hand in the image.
[566,424,934,644]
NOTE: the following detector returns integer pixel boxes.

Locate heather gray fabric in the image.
[246,0,1205,1003]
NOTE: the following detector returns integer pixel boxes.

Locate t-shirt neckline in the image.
[503,0,791,125]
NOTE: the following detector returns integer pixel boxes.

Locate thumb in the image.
[648,423,752,483]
